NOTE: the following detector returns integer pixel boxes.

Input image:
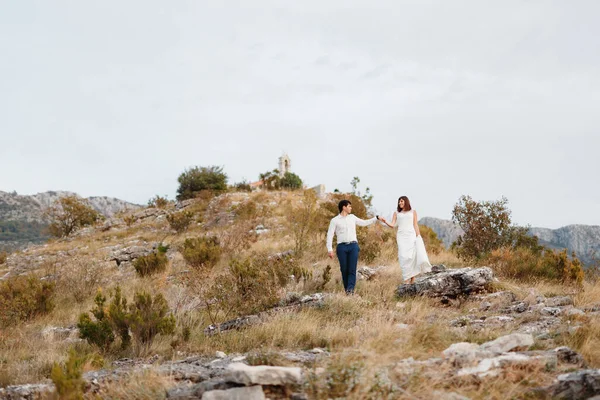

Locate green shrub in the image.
[50,350,85,400]
[77,290,115,350]
[128,291,176,344]
[199,252,311,322]
[0,275,55,326]
[44,196,101,238]
[133,247,169,277]
[177,166,228,201]
[181,236,221,270]
[280,172,303,190]
[167,210,194,233]
[78,286,176,351]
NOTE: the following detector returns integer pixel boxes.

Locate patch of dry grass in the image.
[92,371,172,399]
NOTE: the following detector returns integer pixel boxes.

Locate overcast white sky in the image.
[1,0,599,228]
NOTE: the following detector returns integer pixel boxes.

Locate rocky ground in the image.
[2,191,600,399]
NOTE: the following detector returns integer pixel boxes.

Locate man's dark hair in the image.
[338,199,351,213]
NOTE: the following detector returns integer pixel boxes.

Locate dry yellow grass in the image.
[2,190,597,399]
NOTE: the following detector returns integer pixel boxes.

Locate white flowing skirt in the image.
[397,232,432,281]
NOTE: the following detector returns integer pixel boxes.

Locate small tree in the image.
[280,172,303,190]
[350,177,373,209]
[44,196,101,237]
[258,169,281,190]
[451,195,514,260]
[177,166,228,201]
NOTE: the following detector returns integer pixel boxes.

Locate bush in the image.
[167,210,194,233]
[177,166,228,201]
[216,222,259,256]
[181,236,221,270]
[486,247,584,285]
[0,275,55,326]
[123,215,137,227]
[133,246,169,277]
[199,252,311,323]
[78,286,176,351]
[147,195,170,209]
[44,195,101,238]
[50,350,85,400]
[77,290,116,350]
[0,251,7,264]
[280,172,303,190]
[59,259,103,303]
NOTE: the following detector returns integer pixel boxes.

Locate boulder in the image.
[546,369,600,400]
[396,267,494,299]
[480,333,534,354]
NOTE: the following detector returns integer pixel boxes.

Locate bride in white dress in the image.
[381,196,432,284]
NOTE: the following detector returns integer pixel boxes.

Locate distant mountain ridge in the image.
[0,190,140,222]
[419,217,600,266]
[0,190,140,250]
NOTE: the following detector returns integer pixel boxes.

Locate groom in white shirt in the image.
[326,199,379,294]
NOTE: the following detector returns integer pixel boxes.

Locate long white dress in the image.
[395,210,432,281]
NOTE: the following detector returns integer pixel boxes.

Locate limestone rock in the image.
[396,267,494,299]
[226,363,303,386]
[0,384,54,399]
[546,296,574,307]
[442,342,492,367]
[110,243,157,266]
[480,333,534,354]
[547,369,600,400]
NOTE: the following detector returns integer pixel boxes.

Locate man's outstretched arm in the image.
[355,215,378,227]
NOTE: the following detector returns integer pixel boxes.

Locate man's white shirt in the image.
[326,214,377,252]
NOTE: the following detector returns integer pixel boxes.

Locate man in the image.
[326,199,380,294]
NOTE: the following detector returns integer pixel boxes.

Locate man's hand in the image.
[328,251,334,259]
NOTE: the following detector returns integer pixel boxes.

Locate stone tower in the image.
[278,153,291,178]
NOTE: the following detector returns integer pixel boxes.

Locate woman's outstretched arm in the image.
[381,212,396,228]
[413,210,421,236]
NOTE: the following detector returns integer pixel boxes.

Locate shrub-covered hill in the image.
[1,190,600,399]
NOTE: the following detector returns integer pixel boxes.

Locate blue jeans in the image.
[336,242,359,293]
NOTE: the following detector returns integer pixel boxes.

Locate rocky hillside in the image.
[2,190,600,399]
[0,190,140,222]
[0,190,140,250]
[419,217,600,265]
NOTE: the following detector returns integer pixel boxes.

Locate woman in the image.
[381,196,432,284]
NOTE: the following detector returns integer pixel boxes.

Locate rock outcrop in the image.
[396,266,494,299]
